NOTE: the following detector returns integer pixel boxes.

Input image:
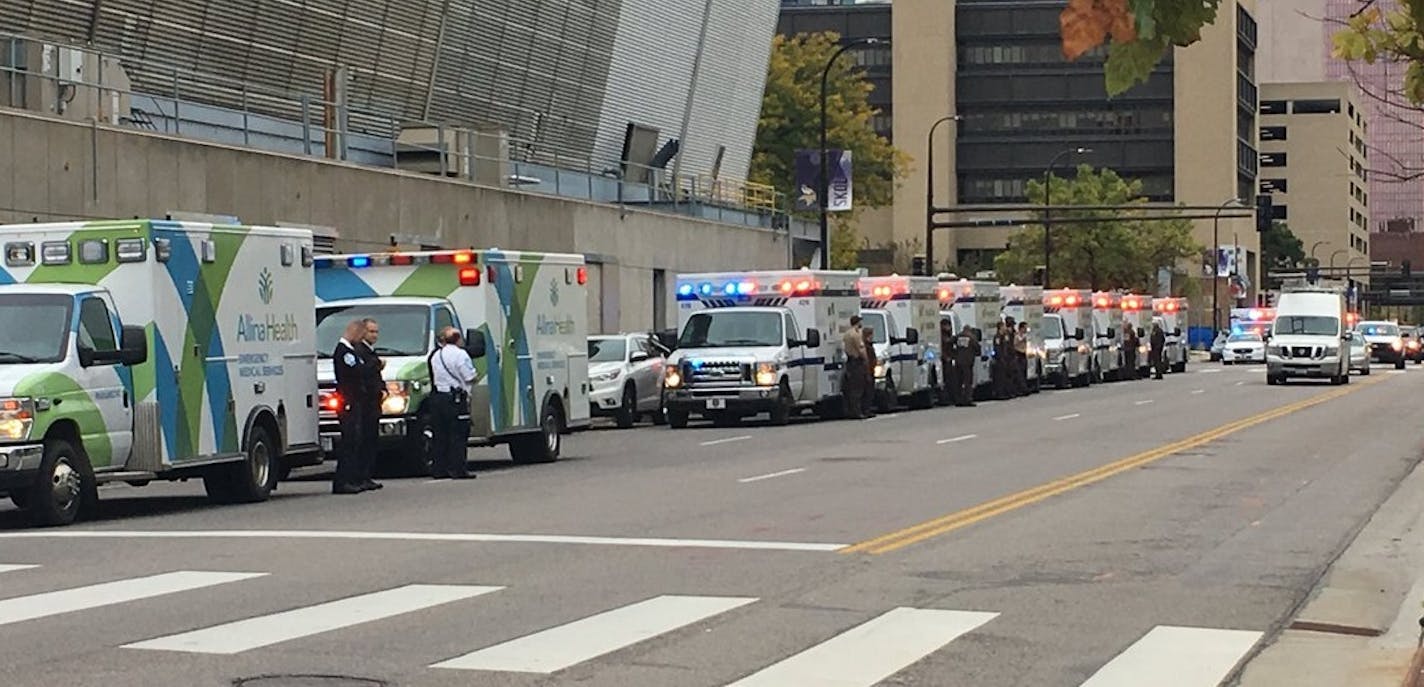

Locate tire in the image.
[393,415,435,477]
[1362,365,1371,376]
[651,393,668,426]
[615,384,637,429]
[667,408,689,429]
[1223,360,1232,366]
[25,438,97,527]
[206,424,279,504]
[1172,361,1187,374]
[1343,371,1352,384]
[510,400,562,464]
[769,381,793,426]
[1266,374,1278,386]
[877,376,896,414]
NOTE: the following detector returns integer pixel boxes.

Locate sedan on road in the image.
[1348,333,1371,375]
[1221,331,1266,365]
[588,333,669,428]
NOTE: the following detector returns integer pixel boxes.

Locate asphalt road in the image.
[0,362,1420,687]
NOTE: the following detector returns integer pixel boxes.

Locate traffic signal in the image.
[911,254,927,277]
[1256,195,1273,232]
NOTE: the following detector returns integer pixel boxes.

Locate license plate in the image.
[320,436,334,452]
[705,398,727,409]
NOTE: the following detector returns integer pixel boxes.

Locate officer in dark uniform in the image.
[1150,321,1167,380]
[1122,320,1140,381]
[332,320,373,494]
[992,321,1013,400]
[954,325,979,407]
[939,318,957,405]
[355,318,385,490]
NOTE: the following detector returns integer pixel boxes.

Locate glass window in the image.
[315,304,431,357]
[1227,332,1262,342]
[1292,99,1341,114]
[1260,126,1286,141]
[860,312,889,344]
[77,297,117,352]
[433,306,456,337]
[587,337,627,362]
[0,294,71,363]
[1260,100,1288,114]
[1260,152,1287,167]
[678,311,784,348]
[1359,323,1400,336]
[784,313,798,343]
[1274,316,1339,336]
[1040,316,1065,340]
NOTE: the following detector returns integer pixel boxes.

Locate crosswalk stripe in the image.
[433,595,757,673]
[0,564,38,574]
[125,584,501,655]
[0,571,264,627]
[724,608,998,686]
[1077,625,1262,687]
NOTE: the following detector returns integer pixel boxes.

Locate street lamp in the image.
[924,114,962,274]
[1212,197,1244,336]
[1328,249,1348,272]
[1310,241,1330,260]
[1042,147,1091,288]
[819,36,887,269]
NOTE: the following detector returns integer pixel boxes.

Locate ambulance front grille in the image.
[127,400,164,473]
[689,361,750,386]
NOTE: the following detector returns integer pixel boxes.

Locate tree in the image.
[1260,221,1306,273]
[751,32,910,268]
[1333,2,1424,104]
[1058,0,1225,95]
[993,165,1201,291]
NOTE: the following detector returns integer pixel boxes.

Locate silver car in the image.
[588,333,669,428]
[1348,332,1371,375]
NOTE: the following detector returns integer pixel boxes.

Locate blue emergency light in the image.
[347,256,371,268]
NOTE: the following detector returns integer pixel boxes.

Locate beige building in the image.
[1258,82,1371,278]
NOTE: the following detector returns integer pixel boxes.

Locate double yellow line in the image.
[841,377,1383,555]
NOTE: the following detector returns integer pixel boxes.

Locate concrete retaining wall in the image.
[0,109,802,333]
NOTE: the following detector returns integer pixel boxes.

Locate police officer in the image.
[332,320,375,494]
[939,318,957,405]
[992,321,1013,400]
[355,318,385,490]
[841,316,867,419]
[1014,320,1030,396]
[862,326,879,417]
[428,326,478,480]
[1150,321,1167,380]
[1122,320,1140,381]
[954,325,980,407]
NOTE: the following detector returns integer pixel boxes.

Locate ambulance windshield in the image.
[860,312,889,344]
[316,304,431,357]
[1040,316,1065,340]
[679,311,783,348]
[0,294,71,363]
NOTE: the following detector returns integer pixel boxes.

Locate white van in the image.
[1267,286,1350,385]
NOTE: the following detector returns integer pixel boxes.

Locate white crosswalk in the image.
[0,564,1265,686]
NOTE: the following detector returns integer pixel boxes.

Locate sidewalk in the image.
[1237,455,1424,687]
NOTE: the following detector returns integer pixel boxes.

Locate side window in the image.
[783,314,797,343]
[77,297,118,352]
[433,306,456,340]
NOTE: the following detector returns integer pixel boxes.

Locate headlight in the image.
[1324,347,1339,358]
[0,398,35,441]
[1392,340,1403,351]
[873,363,886,379]
[755,363,779,387]
[664,368,683,388]
[591,369,621,384]
[381,381,411,415]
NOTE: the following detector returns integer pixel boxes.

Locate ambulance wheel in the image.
[26,438,97,527]
[1343,371,1352,384]
[1362,365,1371,376]
[877,377,896,414]
[769,381,793,426]
[651,394,668,425]
[206,425,278,504]
[615,384,638,429]
[1172,361,1187,373]
[667,408,689,429]
[511,400,562,464]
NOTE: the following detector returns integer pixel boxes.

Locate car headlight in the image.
[591,369,621,384]
[755,363,779,387]
[1392,340,1403,351]
[1324,347,1339,358]
[381,381,411,415]
[0,398,35,441]
[664,368,683,389]
[873,363,886,379]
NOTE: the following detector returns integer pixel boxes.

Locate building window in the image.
[1272,205,1288,220]
[1260,100,1288,115]
[1260,178,1287,194]
[1292,99,1342,114]
[1260,152,1287,167]
[1260,126,1286,141]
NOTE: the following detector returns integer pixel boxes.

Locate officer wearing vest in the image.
[428,326,478,479]
[332,319,380,494]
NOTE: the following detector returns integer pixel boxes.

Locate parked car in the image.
[1210,330,1229,362]
[1348,333,1371,375]
[1221,331,1266,364]
[588,333,669,428]
[1403,326,1424,364]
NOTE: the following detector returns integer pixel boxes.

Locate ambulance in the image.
[1090,291,1125,382]
[1153,297,1189,373]
[1122,294,1154,377]
[314,249,590,473]
[1044,289,1093,388]
[999,285,1044,393]
[664,270,859,427]
[939,279,1000,398]
[859,275,941,411]
[0,220,320,526]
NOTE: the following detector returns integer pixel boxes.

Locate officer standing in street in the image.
[428,326,478,480]
[954,324,980,407]
[1015,321,1031,395]
[992,321,1013,400]
[939,318,957,405]
[1122,320,1140,381]
[355,318,385,491]
[1150,321,1167,380]
[332,320,374,495]
[862,326,879,418]
[841,316,867,419]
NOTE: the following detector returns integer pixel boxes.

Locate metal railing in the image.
[0,31,789,230]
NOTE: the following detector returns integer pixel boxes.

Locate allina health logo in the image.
[238,268,299,342]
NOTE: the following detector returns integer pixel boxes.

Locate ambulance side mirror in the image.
[898,328,920,346]
[465,329,486,359]
[1173,328,1183,337]
[802,329,821,348]
[119,325,148,366]
[1074,327,1085,340]
[1106,327,1117,339]
[1137,327,1146,338]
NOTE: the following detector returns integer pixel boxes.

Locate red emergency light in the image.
[1049,295,1064,306]
[1123,298,1140,310]
[1065,295,1080,306]
[577,266,588,285]
[321,392,343,412]
[938,287,953,301]
[1094,296,1109,307]
[458,267,481,286]
[388,254,413,266]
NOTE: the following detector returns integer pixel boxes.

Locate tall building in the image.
[1258,82,1371,280]
[776,1,893,141]
[1258,0,1424,232]
[0,0,779,180]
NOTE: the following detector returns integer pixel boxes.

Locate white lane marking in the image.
[1134,400,1155,406]
[866,413,901,423]
[724,608,998,686]
[1199,369,1222,374]
[937,434,978,445]
[434,595,756,673]
[738,468,807,484]
[126,584,500,655]
[0,571,265,627]
[0,564,38,574]
[1078,625,1262,687]
[1191,389,1206,394]
[701,435,752,447]
[1054,413,1081,421]
[0,530,846,553]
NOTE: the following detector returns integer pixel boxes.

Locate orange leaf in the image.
[1103,0,1138,42]
[1061,0,1110,60]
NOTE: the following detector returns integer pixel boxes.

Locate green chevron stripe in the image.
[175,226,249,457]
[394,264,461,298]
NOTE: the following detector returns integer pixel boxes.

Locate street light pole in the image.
[1328,249,1347,272]
[1042,147,1091,288]
[1212,197,1244,336]
[925,114,962,275]
[1310,241,1329,261]
[819,37,884,270]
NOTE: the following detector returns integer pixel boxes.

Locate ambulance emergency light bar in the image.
[1152,300,1183,312]
[313,249,588,288]
[1046,293,1084,307]
[676,277,825,299]
[935,280,981,302]
[1122,297,1147,310]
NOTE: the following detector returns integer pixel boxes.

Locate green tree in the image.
[1333,2,1424,104]
[1260,221,1305,274]
[751,32,909,268]
[993,165,1201,291]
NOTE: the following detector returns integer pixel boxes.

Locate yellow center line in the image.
[841,377,1386,555]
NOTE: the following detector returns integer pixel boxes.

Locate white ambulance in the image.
[1153,297,1189,373]
[1122,294,1154,377]
[665,270,859,427]
[939,279,1001,397]
[859,275,941,410]
[0,220,320,526]
[1090,291,1125,382]
[1000,285,1044,393]
[1044,289,1093,388]
[314,249,590,473]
